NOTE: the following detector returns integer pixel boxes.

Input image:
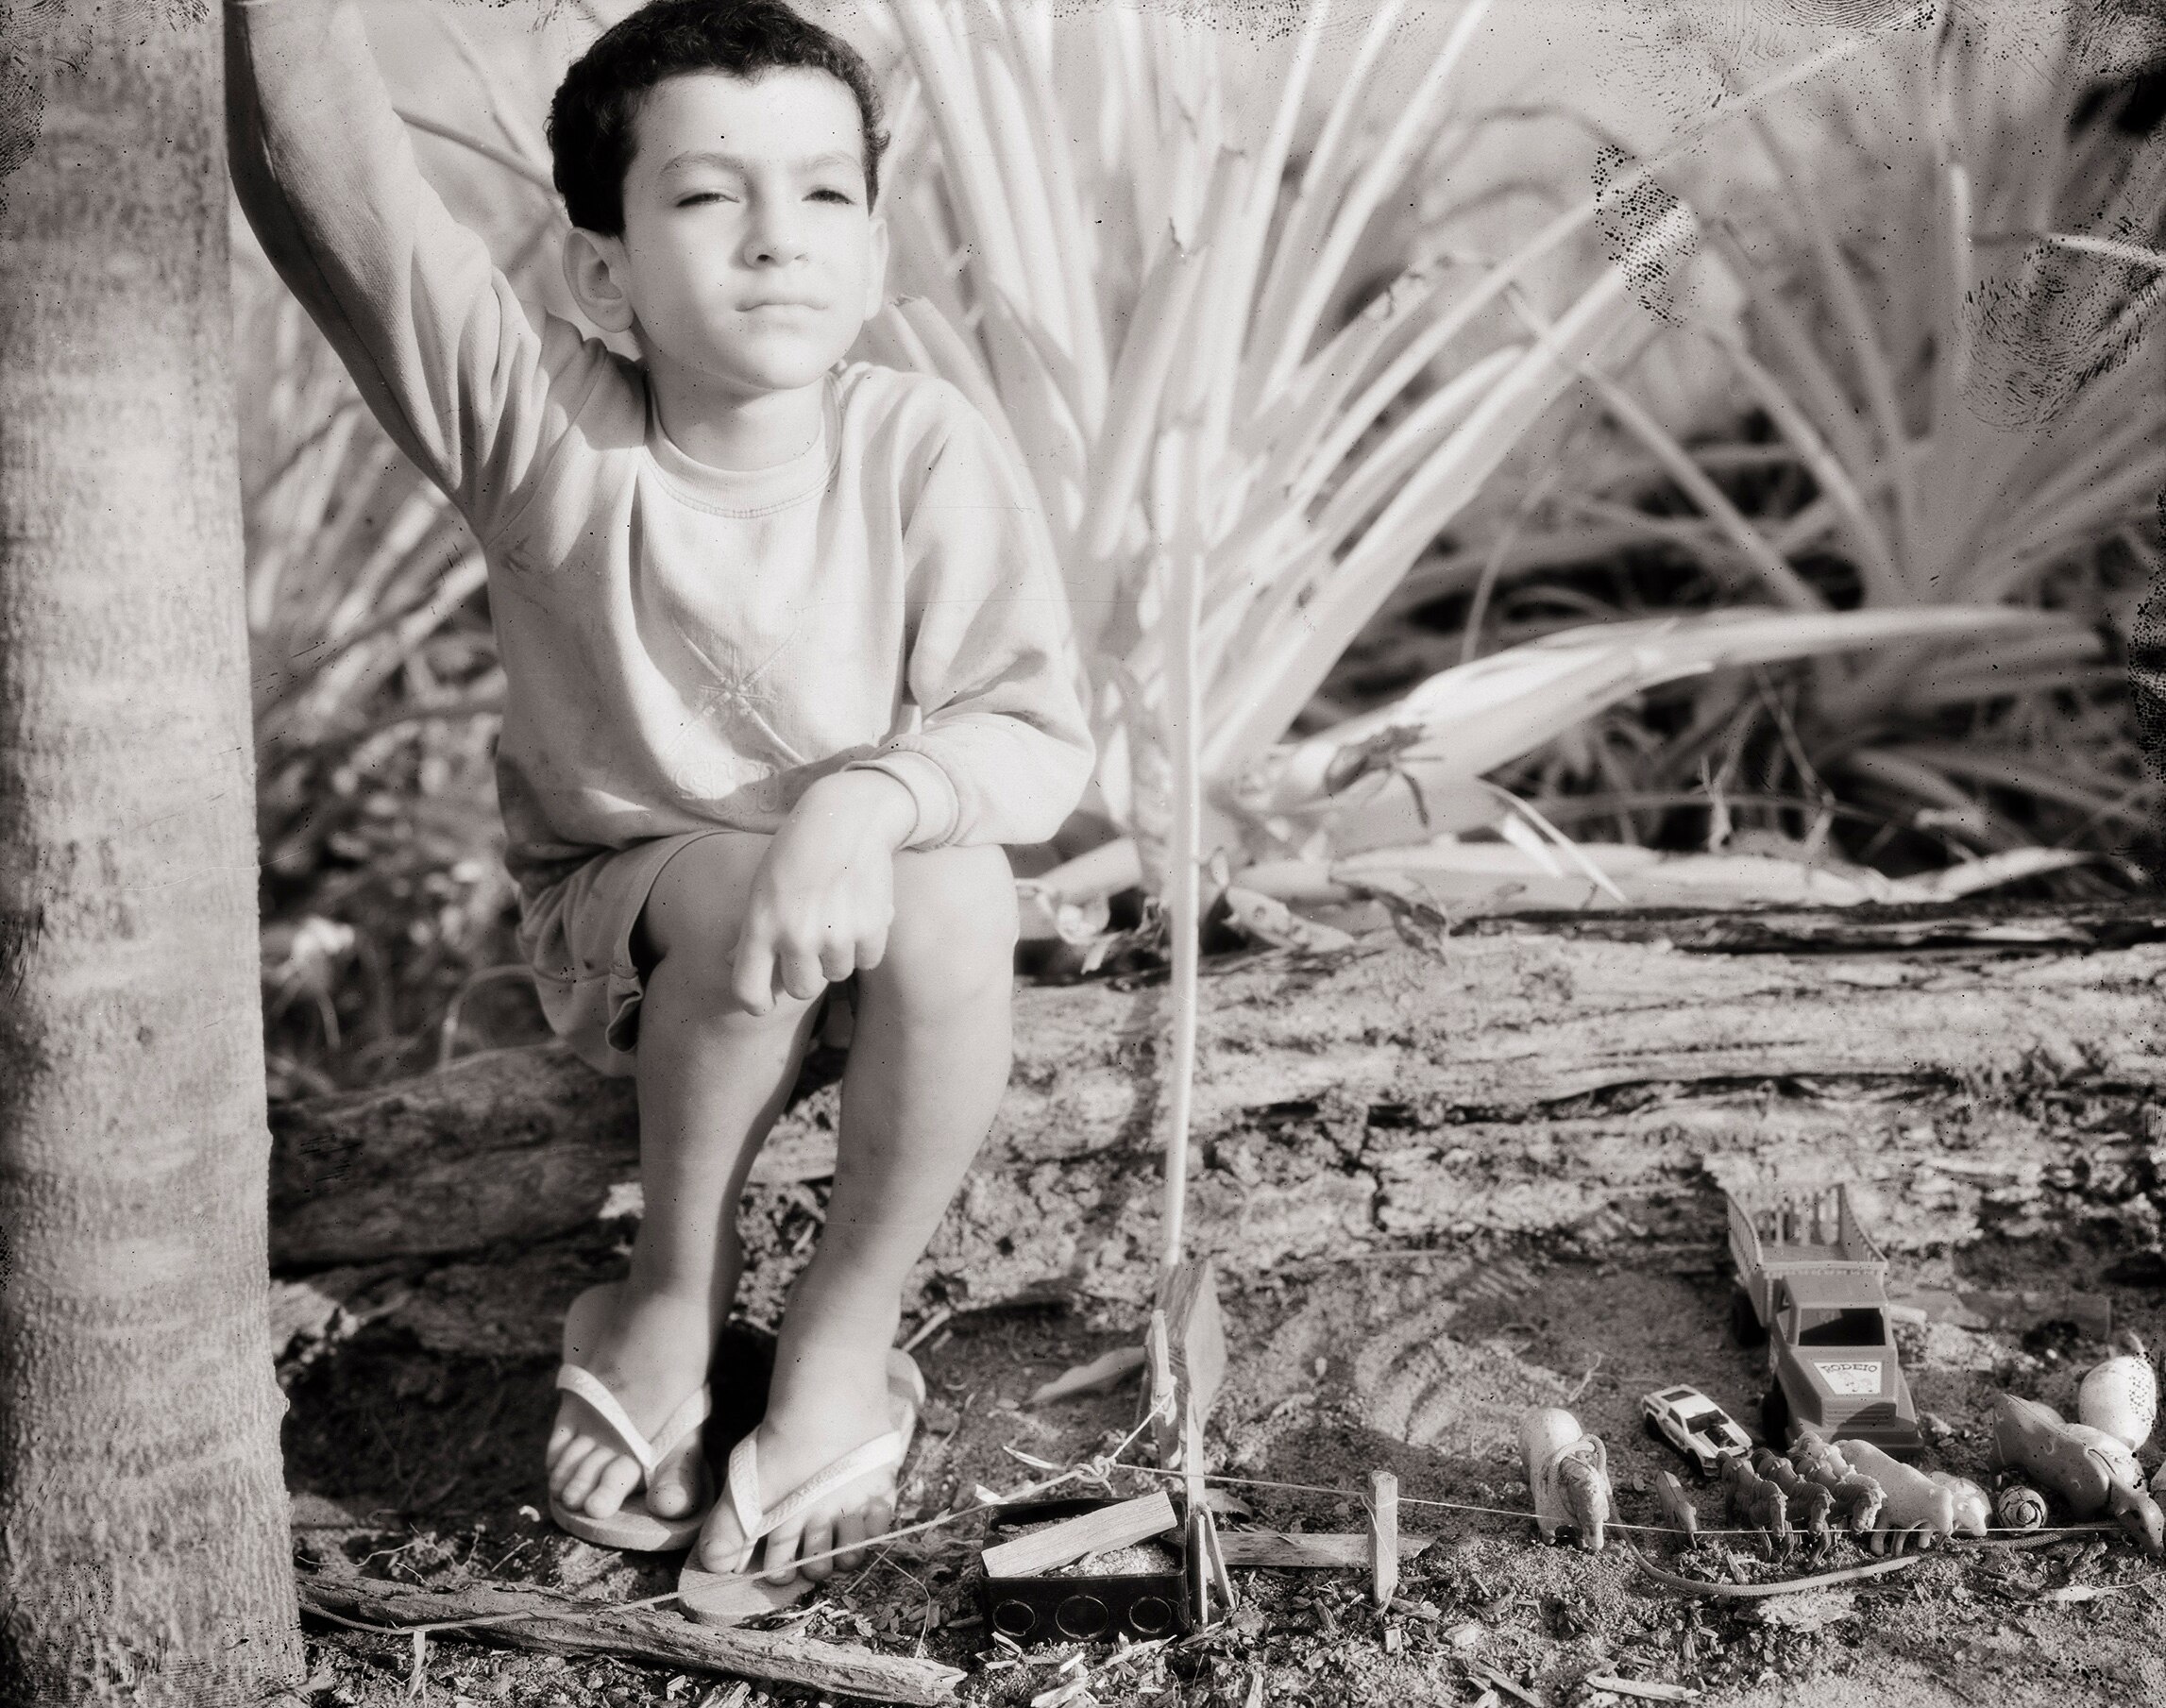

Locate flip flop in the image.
[678,1348,925,1625]
[548,1352,714,1552]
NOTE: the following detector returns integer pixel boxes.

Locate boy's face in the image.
[584,68,887,397]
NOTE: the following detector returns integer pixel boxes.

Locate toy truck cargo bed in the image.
[1727,1186,1922,1456]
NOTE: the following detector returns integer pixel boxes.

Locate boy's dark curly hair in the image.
[548,0,888,236]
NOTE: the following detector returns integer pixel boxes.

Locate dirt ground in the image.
[279,1052,2166,1708]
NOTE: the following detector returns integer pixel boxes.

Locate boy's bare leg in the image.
[548,832,821,1523]
[694,843,1017,1581]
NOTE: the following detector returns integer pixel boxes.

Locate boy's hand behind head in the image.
[730,769,917,1016]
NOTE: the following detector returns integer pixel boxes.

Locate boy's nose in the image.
[743,207,809,266]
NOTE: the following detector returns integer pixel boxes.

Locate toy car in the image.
[1727,1185,1923,1457]
[1638,1384,1753,1477]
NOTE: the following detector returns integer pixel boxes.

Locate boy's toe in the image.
[798,1518,836,1581]
[647,1443,702,1519]
[582,1453,641,1519]
[760,1524,807,1585]
[832,1511,869,1572]
[547,1436,594,1499]
[696,1514,753,1577]
[558,1444,613,1512]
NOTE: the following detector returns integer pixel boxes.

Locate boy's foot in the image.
[546,1282,714,1527]
[690,1341,916,1584]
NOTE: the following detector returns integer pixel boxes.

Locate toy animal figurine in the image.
[2078,1332,2157,1453]
[1720,1450,1791,1558]
[1788,1428,1886,1535]
[1989,1393,2142,1517]
[1651,1469,1700,1547]
[1839,1439,1955,1555]
[1994,1483,2048,1531]
[1518,1407,1611,1551]
[1753,1449,1833,1549]
[2107,1474,2166,1558]
[1926,1472,1990,1539]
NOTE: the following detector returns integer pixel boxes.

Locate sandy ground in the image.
[280,1081,2166,1707]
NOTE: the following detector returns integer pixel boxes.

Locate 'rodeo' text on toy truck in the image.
[1727,1185,1923,1458]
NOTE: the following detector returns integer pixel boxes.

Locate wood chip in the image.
[1584,1679,1697,1703]
[1027,1345,1147,1406]
[1470,1665,1548,1708]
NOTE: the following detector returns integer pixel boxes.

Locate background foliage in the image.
[243,0,2164,1097]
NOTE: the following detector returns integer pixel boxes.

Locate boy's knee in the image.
[872,845,1017,1009]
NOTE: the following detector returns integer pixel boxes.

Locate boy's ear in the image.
[563,226,637,335]
[860,211,891,325]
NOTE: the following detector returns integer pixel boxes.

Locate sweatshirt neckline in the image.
[642,373,840,515]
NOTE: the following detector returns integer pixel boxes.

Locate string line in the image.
[304,1406,2121,1652]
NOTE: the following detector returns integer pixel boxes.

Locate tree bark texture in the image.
[272,916,2166,1308]
[0,8,302,1703]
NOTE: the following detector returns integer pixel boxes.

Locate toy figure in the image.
[1753,1448,1834,1549]
[1926,1472,1990,1539]
[1720,1451,1791,1558]
[2078,1332,2157,1452]
[1518,1408,1611,1551]
[1989,1393,2141,1516]
[1838,1439,1955,1554]
[1651,1469,1701,1546]
[1789,1428,1887,1535]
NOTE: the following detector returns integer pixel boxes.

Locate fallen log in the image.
[271,909,2166,1285]
[297,1574,962,1704]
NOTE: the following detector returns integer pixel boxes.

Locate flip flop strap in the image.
[726,1429,905,1547]
[554,1365,710,1477]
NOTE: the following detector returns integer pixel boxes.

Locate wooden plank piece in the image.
[1159,1257,1228,1422]
[980,1492,1178,1579]
[1369,1470,1399,1608]
[1142,1309,1175,1460]
[1216,1531,1435,1569]
[297,1575,961,1705]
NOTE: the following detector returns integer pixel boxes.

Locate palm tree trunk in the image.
[0,9,302,1701]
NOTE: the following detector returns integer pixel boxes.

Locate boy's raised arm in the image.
[226,0,579,534]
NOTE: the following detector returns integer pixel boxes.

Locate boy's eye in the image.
[809,188,855,205]
[675,191,736,208]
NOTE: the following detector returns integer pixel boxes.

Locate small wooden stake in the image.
[1368,1470,1399,1609]
[1188,1506,1212,1629]
[1199,1502,1236,1611]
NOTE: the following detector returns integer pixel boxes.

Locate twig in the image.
[300,1576,963,1705]
[1584,1679,1696,1703]
[1626,1544,1921,1598]
[1469,1663,1548,1708]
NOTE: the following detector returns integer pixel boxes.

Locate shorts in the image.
[517,827,753,1077]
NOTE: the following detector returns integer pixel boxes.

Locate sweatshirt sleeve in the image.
[845,394,1096,850]
[225,0,591,538]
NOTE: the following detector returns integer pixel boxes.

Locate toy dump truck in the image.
[1727,1185,1922,1458]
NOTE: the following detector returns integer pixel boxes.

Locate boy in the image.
[227,0,1091,1601]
